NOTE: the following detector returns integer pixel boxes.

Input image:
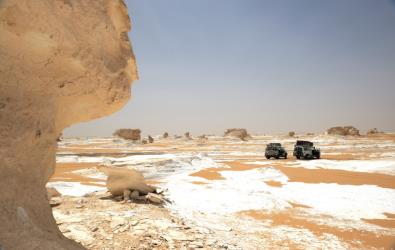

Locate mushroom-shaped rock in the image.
[0,0,137,249]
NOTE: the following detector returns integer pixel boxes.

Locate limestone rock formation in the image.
[0,0,137,249]
[113,128,141,141]
[197,134,208,140]
[184,132,192,140]
[98,167,156,197]
[148,135,154,143]
[326,126,360,136]
[367,128,382,135]
[224,128,251,141]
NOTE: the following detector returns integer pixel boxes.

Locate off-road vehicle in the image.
[293,140,320,159]
[265,143,287,159]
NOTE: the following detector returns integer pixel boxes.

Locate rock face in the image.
[224,128,251,141]
[113,128,141,141]
[0,1,137,249]
[327,126,360,136]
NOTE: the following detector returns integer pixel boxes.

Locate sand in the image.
[50,134,395,249]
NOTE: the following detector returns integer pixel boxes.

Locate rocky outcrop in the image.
[224,128,251,141]
[0,1,137,249]
[367,128,383,135]
[326,126,360,136]
[113,129,141,141]
[184,132,192,140]
[98,167,156,198]
[148,135,154,143]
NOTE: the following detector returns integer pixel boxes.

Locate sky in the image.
[65,0,395,137]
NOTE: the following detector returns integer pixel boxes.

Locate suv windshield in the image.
[295,141,313,147]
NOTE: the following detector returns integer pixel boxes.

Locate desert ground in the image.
[49,133,395,250]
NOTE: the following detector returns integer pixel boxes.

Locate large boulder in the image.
[113,128,141,141]
[98,167,156,197]
[0,0,137,249]
[224,128,251,141]
[326,126,360,136]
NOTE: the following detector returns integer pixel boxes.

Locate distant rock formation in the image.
[367,128,383,135]
[327,126,360,136]
[224,128,251,141]
[148,135,154,143]
[288,131,295,137]
[197,134,208,139]
[0,0,137,249]
[184,132,192,140]
[113,129,141,141]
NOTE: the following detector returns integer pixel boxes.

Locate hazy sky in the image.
[65,0,395,137]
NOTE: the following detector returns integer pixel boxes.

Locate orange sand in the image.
[51,163,105,187]
[288,202,311,209]
[265,181,283,187]
[240,210,395,249]
[190,169,225,180]
[190,161,395,190]
[191,181,209,185]
[362,218,395,229]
